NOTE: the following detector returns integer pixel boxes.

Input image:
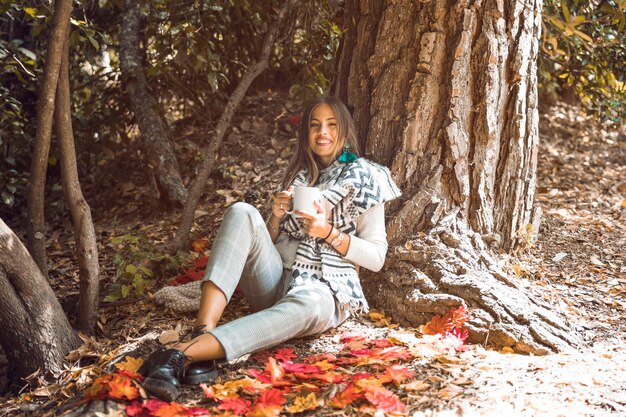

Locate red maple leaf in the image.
[340,333,365,343]
[446,326,469,343]
[364,386,405,413]
[247,368,273,385]
[192,255,209,268]
[125,400,151,417]
[369,339,394,348]
[272,348,297,362]
[219,397,252,416]
[377,346,413,362]
[280,361,322,374]
[447,305,469,327]
[258,389,287,406]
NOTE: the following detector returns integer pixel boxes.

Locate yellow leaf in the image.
[287,392,319,413]
[114,356,143,372]
[23,7,37,17]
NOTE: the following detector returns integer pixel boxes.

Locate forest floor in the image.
[0,94,625,417]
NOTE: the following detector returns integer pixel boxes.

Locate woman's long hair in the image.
[282,96,361,189]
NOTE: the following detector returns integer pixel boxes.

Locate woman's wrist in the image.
[322,223,334,241]
[268,214,281,233]
[325,227,339,244]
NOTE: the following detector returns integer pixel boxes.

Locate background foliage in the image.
[540,0,626,123]
[0,0,340,222]
[0,0,624,222]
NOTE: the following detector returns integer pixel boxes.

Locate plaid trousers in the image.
[203,202,348,361]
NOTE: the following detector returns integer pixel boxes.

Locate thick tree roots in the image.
[362,215,580,355]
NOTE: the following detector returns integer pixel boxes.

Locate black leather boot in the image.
[181,326,219,385]
[138,346,166,377]
[142,349,187,401]
[183,359,218,385]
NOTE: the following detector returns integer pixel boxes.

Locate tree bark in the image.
[55,33,100,334]
[27,0,73,276]
[119,0,187,207]
[0,218,80,388]
[169,0,297,253]
[335,0,578,354]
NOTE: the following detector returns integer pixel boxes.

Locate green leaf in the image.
[139,266,153,277]
[121,284,131,298]
[561,2,571,22]
[125,264,138,275]
[133,276,145,295]
[104,293,120,302]
[87,35,99,51]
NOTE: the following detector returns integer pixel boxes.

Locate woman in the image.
[140,96,401,401]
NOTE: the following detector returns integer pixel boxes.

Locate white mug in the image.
[287,186,321,215]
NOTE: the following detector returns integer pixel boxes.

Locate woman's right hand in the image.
[271,186,294,219]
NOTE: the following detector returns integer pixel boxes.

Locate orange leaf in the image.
[115,356,144,373]
[329,383,362,408]
[246,389,286,417]
[383,365,414,386]
[286,392,319,413]
[311,360,336,372]
[108,375,140,401]
[84,375,112,400]
[246,403,282,417]
[420,314,453,335]
[153,402,193,417]
[191,239,209,253]
[264,357,285,383]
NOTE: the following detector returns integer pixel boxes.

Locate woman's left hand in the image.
[295,201,331,239]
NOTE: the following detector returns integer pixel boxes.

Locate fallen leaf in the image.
[287,392,320,413]
[115,356,144,373]
[403,380,431,392]
[158,329,180,345]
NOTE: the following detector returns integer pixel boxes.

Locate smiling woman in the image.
[141,96,401,402]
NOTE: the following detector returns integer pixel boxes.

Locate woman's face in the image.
[308,103,341,167]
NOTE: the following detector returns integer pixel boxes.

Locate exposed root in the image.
[362,215,581,355]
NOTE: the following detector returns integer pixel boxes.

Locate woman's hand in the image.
[271,186,294,219]
[295,200,332,239]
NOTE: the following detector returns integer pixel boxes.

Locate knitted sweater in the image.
[274,202,387,273]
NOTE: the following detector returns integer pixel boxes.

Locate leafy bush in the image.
[106,234,188,301]
[540,0,626,124]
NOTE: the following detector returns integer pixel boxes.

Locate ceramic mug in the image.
[286,186,321,215]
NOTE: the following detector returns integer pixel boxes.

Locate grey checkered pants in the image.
[203,202,348,361]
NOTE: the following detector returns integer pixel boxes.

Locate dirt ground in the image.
[0,97,624,416]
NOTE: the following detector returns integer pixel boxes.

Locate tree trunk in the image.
[119,0,187,207]
[55,33,100,334]
[334,0,578,354]
[26,0,73,276]
[0,218,80,388]
[169,0,297,253]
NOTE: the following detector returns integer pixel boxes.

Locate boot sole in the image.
[183,368,218,385]
[143,377,179,402]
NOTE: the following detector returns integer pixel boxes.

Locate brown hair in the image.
[282,96,360,189]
